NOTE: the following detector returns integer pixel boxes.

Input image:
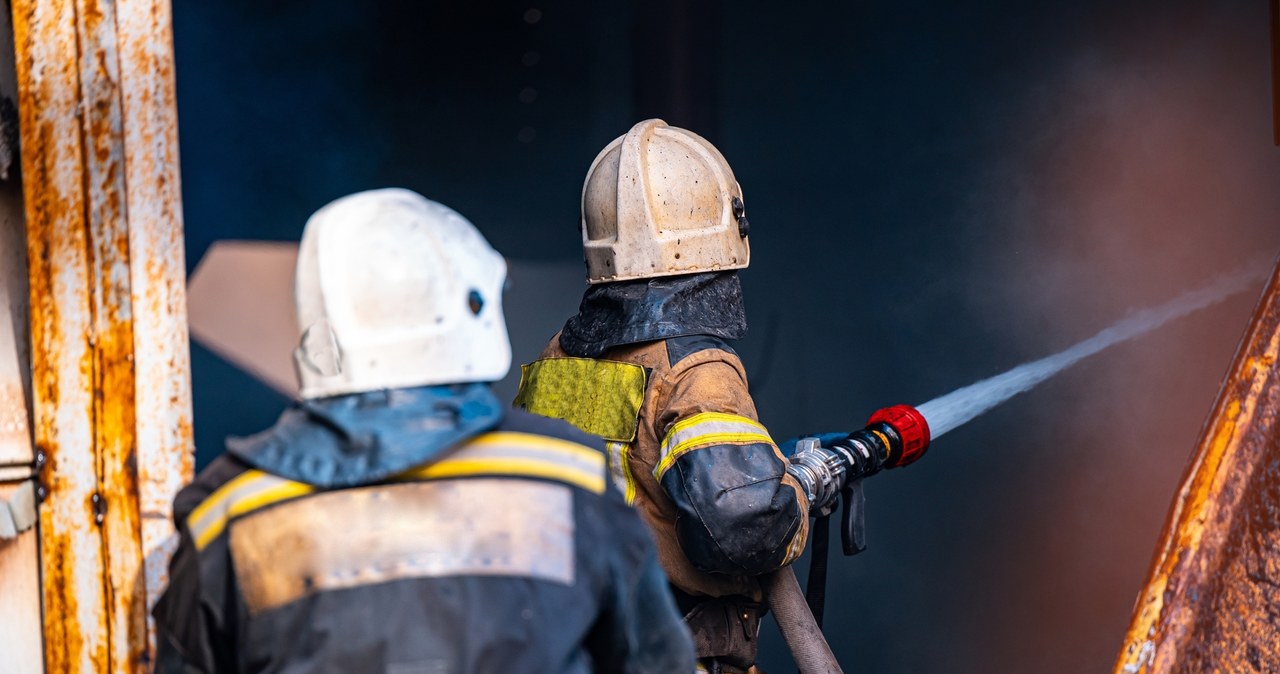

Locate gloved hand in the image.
[777,432,848,457]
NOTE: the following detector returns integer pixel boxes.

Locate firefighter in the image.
[514,119,809,673]
[153,188,694,674]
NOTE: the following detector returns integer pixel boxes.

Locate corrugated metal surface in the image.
[1115,258,1280,673]
[11,0,192,670]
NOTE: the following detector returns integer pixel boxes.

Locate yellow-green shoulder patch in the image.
[513,357,647,442]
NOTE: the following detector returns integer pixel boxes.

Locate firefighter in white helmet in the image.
[515,120,809,673]
[153,188,694,673]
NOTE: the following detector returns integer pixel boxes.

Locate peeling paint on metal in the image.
[116,0,194,651]
[13,0,113,668]
[12,0,192,670]
[71,0,152,669]
[1114,260,1280,673]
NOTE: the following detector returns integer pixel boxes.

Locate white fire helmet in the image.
[293,188,511,399]
[581,118,751,284]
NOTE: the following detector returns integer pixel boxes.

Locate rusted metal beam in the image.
[116,0,195,648]
[13,0,114,668]
[1114,257,1280,673]
[11,0,193,670]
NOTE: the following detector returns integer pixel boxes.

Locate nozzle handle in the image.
[840,479,867,556]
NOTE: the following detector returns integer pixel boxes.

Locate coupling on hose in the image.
[785,404,932,511]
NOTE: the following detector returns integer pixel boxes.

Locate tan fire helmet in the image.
[293,188,511,399]
[581,119,751,284]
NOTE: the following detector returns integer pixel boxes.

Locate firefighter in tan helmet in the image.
[516,120,810,673]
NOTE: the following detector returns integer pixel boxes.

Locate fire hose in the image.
[761,565,842,674]
[766,404,933,673]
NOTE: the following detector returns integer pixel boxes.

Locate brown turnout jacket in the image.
[517,333,809,601]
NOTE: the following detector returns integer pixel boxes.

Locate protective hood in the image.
[226,383,503,488]
[559,271,746,358]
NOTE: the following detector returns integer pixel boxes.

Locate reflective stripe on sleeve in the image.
[654,412,773,481]
[606,441,638,504]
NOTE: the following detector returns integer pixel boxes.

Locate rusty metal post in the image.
[1114,257,1280,673]
[10,0,193,670]
[116,0,195,646]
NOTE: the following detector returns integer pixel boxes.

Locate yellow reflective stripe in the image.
[655,412,773,480]
[188,471,314,551]
[399,431,606,494]
[606,441,637,504]
[188,432,606,551]
[665,411,768,441]
[403,458,604,495]
[655,432,774,479]
[187,469,263,533]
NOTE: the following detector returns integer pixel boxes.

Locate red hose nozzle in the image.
[867,404,931,468]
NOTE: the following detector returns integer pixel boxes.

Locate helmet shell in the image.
[294,188,510,399]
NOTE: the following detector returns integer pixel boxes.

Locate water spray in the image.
[784,266,1265,633]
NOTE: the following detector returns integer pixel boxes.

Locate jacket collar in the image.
[226,383,503,488]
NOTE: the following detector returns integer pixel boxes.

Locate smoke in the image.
[917,265,1267,438]
[938,2,1280,672]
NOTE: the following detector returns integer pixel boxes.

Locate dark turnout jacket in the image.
[153,385,693,674]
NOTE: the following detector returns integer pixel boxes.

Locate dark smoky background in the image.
[172,1,1280,672]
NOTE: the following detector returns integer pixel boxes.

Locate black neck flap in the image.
[559,271,747,358]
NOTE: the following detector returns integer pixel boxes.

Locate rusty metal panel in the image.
[11,0,192,670]
[72,0,150,670]
[1115,258,1280,673]
[116,0,195,646]
[12,0,113,669]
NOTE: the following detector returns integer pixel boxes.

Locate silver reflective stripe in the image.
[655,413,773,480]
[605,441,638,504]
[230,478,576,614]
[606,442,627,495]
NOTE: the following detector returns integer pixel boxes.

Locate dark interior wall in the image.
[172,2,1280,672]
